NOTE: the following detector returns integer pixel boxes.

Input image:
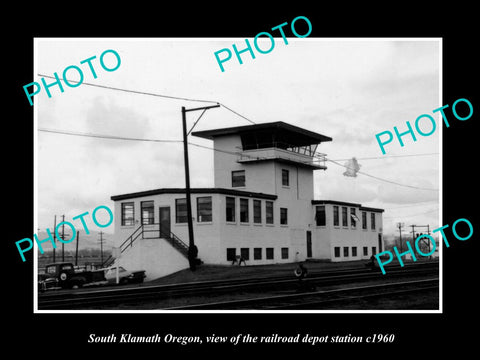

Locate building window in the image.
[266,201,274,224]
[254,248,262,260]
[333,206,339,226]
[362,211,367,229]
[315,205,326,226]
[253,199,262,224]
[226,248,236,261]
[351,208,358,229]
[141,201,154,225]
[175,198,187,223]
[334,247,340,257]
[343,247,349,257]
[281,247,289,259]
[232,170,245,187]
[226,197,235,222]
[240,248,250,261]
[342,207,348,227]
[197,196,212,222]
[372,246,377,255]
[363,246,368,256]
[240,198,249,223]
[282,169,289,186]
[121,202,135,226]
[352,247,357,257]
[266,248,274,260]
[371,213,376,230]
[280,208,288,225]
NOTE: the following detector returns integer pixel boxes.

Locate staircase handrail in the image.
[114,223,191,261]
[119,224,144,253]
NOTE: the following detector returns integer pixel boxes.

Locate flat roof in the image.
[111,188,278,201]
[191,121,332,145]
[312,200,384,213]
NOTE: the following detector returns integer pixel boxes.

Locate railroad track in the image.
[37,261,438,310]
[166,278,439,310]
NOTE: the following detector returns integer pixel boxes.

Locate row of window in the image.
[232,168,290,188]
[334,246,377,258]
[226,247,289,261]
[120,197,289,226]
[175,197,213,223]
[226,197,287,225]
[315,205,377,230]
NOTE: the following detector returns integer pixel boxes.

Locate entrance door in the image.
[159,207,171,238]
[306,231,312,258]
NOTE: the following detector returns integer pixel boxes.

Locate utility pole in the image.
[75,230,80,266]
[181,104,220,271]
[411,224,432,257]
[57,215,70,262]
[61,215,65,262]
[410,224,417,244]
[99,231,105,266]
[396,222,405,252]
[53,215,57,263]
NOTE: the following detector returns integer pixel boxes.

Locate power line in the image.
[330,153,439,162]
[326,158,439,192]
[219,103,256,125]
[39,128,438,192]
[38,74,220,105]
[37,74,256,125]
[384,208,439,219]
[38,128,182,143]
[38,128,258,159]
[384,201,439,210]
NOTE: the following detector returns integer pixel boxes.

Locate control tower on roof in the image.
[192,121,332,197]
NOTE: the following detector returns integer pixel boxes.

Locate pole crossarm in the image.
[184,104,220,113]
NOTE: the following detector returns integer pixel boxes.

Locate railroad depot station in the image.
[110,121,384,280]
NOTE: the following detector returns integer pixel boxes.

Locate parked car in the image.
[38,262,107,291]
[102,266,146,285]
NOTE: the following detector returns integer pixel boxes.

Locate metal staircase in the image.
[101,223,191,268]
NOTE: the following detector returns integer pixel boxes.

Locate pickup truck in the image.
[38,262,107,291]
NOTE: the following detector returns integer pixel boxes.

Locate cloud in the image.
[84,97,153,148]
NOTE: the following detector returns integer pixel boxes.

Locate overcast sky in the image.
[35,38,441,239]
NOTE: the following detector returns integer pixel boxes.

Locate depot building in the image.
[110,121,384,280]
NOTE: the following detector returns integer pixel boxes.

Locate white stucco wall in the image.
[312,203,384,262]
[117,237,189,281]
[112,192,223,265]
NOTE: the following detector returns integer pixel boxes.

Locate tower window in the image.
[282,169,289,186]
[280,208,288,225]
[232,170,245,187]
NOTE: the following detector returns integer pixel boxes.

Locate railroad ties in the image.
[37,261,439,310]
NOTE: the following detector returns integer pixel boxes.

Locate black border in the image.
[7,5,478,355]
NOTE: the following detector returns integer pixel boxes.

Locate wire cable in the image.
[218,103,256,125]
[38,130,438,191]
[37,74,220,105]
[326,158,439,192]
[38,128,182,143]
[384,201,439,210]
[37,74,256,125]
[330,153,439,162]
[384,208,439,219]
